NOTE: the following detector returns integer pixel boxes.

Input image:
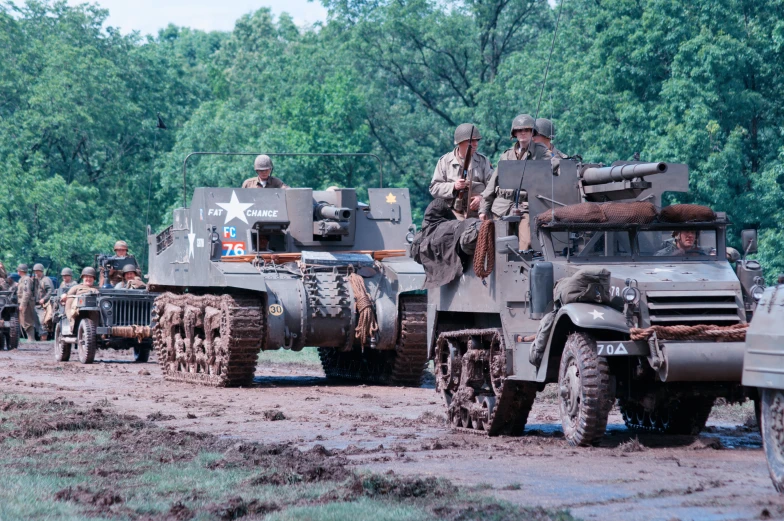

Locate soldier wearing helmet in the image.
[533,118,568,159]
[429,123,493,220]
[101,240,131,287]
[61,267,99,330]
[32,263,54,340]
[51,267,78,329]
[114,264,147,290]
[479,114,551,250]
[15,263,37,340]
[242,155,290,189]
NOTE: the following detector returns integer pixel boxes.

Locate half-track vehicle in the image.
[0,290,19,350]
[743,277,784,492]
[53,255,157,364]
[146,152,426,388]
[427,159,763,446]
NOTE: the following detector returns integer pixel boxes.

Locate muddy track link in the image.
[318,294,428,386]
[153,293,264,387]
[435,328,537,436]
[619,397,714,435]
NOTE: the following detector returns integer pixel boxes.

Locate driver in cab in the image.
[242,155,289,189]
[656,230,706,256]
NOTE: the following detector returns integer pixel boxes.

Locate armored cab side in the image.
[743,281,784,492]
[147,174,426,387]
[428,159,762,446]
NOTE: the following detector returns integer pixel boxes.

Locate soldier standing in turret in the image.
[242,155,289,189]
[429,123,493,220]
[32,263,53,341]
[534,118,568,159]
[16,264,37,340]
[479,114,552,249]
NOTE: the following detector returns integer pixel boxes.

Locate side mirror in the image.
[496,235,518,254]
[741,229,758,255]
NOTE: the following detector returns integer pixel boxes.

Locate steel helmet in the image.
[17,264,28,273]
[114,240,128,252]
[61,267,73,276]
[534,118,555,140]
[32,263,45,272]
[81,267,97,278]
[254,154,274,173]
[453,123,481,145]
[121,264,137,274]
[510,114,535,138]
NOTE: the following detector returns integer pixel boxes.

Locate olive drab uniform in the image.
[480,142,552,250]
[429,148,493,220]
[35,275,54,337]
[64,283,98,331]
[17,275,37,339]
[241,176,289,189]
[114,277,147,290]
[47,280,77,329]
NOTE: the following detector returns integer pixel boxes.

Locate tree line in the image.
[1,0,783,277]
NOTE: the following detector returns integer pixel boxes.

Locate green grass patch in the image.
[0,394,577,520]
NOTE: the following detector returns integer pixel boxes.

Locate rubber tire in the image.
[133,344,151,363]
[54,322,71,362]
[761,388,784,493]
[7,314,19,350]
[558,332,613,447]
[77,318,97,364]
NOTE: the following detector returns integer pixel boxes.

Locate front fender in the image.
[535,303,629,382]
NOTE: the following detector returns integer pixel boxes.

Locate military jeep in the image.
[0,290,19,350]
[53,256,157,364]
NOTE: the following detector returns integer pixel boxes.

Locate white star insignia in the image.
[216,191,253,225]
[590,309,605,320]
[187,222,196,259]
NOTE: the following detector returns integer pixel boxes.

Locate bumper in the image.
[660,341,745,382]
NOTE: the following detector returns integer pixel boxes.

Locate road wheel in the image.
[558,332,613,446]
[77,318,97,364]
[656,396,714,435]
[7,314,19,350]
[761,388,784,493]
[133,344,151,363]
[54,322,71,362]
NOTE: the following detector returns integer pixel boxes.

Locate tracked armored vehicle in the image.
[0,290,19,350]
[427,159,763,445]
[146,153,426,388]
[743,279,784,492]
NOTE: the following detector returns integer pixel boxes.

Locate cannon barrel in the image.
[314,202,352,221]
[582,162,668,186]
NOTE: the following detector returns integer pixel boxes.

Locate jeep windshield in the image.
[541,223,722,261]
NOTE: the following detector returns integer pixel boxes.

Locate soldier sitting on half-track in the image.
[146,152,427,388]
[53,255,157,364]
[422,158,764,446]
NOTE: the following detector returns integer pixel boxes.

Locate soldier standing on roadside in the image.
[32,263,54,341]
[115,264,147,290]
[429,123,494,220]
[16,264,37,340]
[479,114,551,250]
[242,155,289,189]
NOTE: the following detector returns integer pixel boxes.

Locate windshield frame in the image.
[538,221,727,263]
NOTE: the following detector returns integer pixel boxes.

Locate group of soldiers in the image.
[0,240,147,341]
[429,114,566,249]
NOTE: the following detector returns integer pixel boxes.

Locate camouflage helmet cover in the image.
[17,264,28,273]
[510,114,535,138]
[453,123,481,145]
[114,240,128,251]
[32,263,45,272]
[254,154,274,173]
[81,267,97,278]
[534,118,555,140]
[61,267,73,276]
[122,264,137,274]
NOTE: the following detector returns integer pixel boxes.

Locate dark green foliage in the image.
[1,0,783,276]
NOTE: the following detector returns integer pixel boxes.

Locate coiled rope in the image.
[473,220,495,279]
[348,273,379,346]
[630,323,748,342]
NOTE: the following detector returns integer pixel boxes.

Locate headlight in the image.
[751,284,765,302]
[101,300,113,311]
[622,286,640,304]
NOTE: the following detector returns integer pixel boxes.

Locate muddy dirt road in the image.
[2,344,783,521]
